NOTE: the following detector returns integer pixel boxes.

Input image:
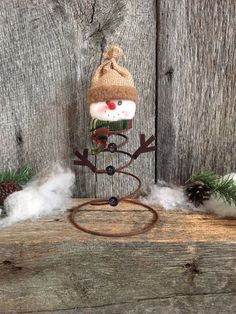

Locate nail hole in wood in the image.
[16,132,23,144]
[15,266,22,271]
[184,262,200,274]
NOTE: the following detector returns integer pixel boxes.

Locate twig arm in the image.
[132,134,156,160]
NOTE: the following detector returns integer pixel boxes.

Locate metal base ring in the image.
[68,199,158,237]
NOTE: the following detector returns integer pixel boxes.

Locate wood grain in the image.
[0,199,235,313]
[0,0,96,197]
[157,0,236,184]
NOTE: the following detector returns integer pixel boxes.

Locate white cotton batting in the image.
[140,173,236,217]
[140,181,195,211]
[0,163,75,228]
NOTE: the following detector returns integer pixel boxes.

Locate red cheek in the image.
[97,105,107,113]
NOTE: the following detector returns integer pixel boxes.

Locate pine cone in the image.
[185,180,211,207]
[0,181,22,205]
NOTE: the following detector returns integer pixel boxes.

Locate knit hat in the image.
[88,45,139,104]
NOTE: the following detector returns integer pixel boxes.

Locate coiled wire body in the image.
[69,132,158,237]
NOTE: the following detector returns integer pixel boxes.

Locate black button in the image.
[108,143,117,153]
[106,165,116,175]
[108,197,119,207]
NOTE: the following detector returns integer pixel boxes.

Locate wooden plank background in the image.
[157,0,236,184]
[0,0,235,196]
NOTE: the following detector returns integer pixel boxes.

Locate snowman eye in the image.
[118,100,122,106]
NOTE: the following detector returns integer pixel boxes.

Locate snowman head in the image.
[88,45,139,119]
[90,99,136,121]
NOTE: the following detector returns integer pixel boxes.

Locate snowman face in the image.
[90,99,136,121]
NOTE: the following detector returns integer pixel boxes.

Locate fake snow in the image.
[140,181,195,211]
[0,163,75,228]
[140,173,236,218]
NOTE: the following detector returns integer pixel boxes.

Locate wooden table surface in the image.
[0,198,236,313]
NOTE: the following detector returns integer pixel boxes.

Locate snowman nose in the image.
[107,101,116,110]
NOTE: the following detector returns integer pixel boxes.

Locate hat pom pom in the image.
[103,45,124,61]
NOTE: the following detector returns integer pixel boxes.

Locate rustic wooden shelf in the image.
[0,199,236,313]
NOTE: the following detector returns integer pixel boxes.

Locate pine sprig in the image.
[215,175,236,206]
[190,171,236,207]
[0,166,33,186]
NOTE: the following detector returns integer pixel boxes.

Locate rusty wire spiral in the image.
[68,131,158,237]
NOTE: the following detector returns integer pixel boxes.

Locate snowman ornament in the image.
[71,45,157,236]
[88,45,138,154]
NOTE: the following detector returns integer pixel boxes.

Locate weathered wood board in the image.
[157,0,236,184]
[0,199,235,313]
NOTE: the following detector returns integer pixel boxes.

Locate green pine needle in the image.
[0,166,33,186]
[190,171,236,207]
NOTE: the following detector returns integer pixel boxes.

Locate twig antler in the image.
[74,149,97,173]
[132,134,156,159]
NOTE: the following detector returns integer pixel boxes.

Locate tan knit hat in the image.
[88,45,138,104]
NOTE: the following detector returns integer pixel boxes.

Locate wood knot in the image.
[165,66,174,82]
